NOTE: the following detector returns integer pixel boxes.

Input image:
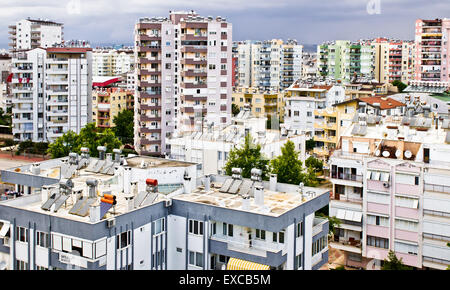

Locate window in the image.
[367,214,390,227]
[15,260,28,270]
[188,251,203,268]
[395,218,419,232]
[222,223,233,237]
[36,231,49,248]
[16,226,28,243]
[188,219,204,235]
[218,151,222,160]
[211,222,216,235]
[296,253,303,269]
[366,235,389,249]
[296,222,303,237]
[367,191,390,204]
[116,230,131,249]
[255,229,266,240]
[272,231,285,243]
[395,196,419,209]
[312,236,327,255]
[394,241,418,255]
[153,218,165,235]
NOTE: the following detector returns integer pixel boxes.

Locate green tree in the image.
[382,250,412,270]
[112,109,134,144]
[305,139,315,151]
[47,123,122,158]
[47,130,82,158]
[231,104,240,116]
[392,80,407,93]
[270,140,304,185]
[305,156,324,173]
[224,134,269,180]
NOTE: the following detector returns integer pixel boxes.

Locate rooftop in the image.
[173,175,329,217]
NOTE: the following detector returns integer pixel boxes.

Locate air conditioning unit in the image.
[165,199,172,207]
[106,218,116,228]
[383,182,390,188]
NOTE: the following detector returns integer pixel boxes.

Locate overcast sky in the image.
[1,0,449,50]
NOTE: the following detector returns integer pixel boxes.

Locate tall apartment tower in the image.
[92,48,135,76]
[317,40,374,83]
[11,42,92,142]
[414,18,450,82]
[8,18,64,52]
[134,11,233,157]
[372,38,415,84]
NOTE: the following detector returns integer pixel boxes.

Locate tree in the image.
[305,156,324,173]
[112,109,134,144]
[392,80,407,93]
[305,139,315,151]
[231,104,240,116]
[47,123,122,158]
[224,134,270,180]
[382,250,412,270]
[270,140,304,185]
[47,130,81,158]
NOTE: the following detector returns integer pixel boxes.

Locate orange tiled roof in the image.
[359,96,406,110]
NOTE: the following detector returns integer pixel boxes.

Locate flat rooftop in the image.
[173,177,329,217]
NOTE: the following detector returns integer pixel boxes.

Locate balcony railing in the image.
[331,172,363,182]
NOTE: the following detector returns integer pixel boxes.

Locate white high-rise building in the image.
[8,18,64,52]
[11,43,92,142]
[134,11,233,157]
[92,48,135,76]
[233,39,303,91]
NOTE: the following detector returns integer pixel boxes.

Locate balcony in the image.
[181,33,208,41]
[137,45,161,52]
[424,183,450,194]
[331,172,363,182]
[330,238,362,254]
[313,147,329,156]
[140,138,160,145]
[136,34,161,41]
[181,69,207,77]
[181,45,207,53]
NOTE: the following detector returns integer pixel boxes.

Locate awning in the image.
[226,258,270,270]
[0,222,10,238]
[336,209,346,219]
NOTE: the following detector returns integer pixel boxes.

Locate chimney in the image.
[97,146,106,160]
[254,185,265,207]
[80,147,90,159]
[41,185,51,203]
[269,174,277,191]
[113,149,122,162]
[123,167,132,194]
[86,179,98,198]
[204,175,211,191]
[89,203,101,223]
[32,163,40,175]
[69,152,78,165]
[183,171,192,194]
[241,195,250,210]
[106,153,113,162]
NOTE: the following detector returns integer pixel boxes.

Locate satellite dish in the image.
[382,151,390,157]
[375,150,381,156]
[404,150,412,159]
[395,150,401,158]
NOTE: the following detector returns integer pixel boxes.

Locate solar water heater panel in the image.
[69,196,87,215]
[75,198,96,217]
[53,194,70,212]
[228,179,243,194]
[219,178,234,193]
[41,193,61,211]
[238,180,254,196]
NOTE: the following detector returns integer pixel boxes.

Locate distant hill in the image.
[302,44,317,53]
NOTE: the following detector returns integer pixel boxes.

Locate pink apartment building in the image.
[414,18,450,82]
[329,104,450,269]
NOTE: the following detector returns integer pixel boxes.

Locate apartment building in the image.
[10,42,92,142]
[372,38,415,84]
[8,18,64,52]
[167,107,306,176]
[329,106,450,269]
[92,77,134,129]
[134,11,232,157]
[232,87,284,121]
[0,52,12,110]
[92,48,134,76]
[302,52,317,80]
[317,40,375,83]
[0,150,329,270]
[414,18,450,82]
[283,80,345,138]
[233,39,303,91]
